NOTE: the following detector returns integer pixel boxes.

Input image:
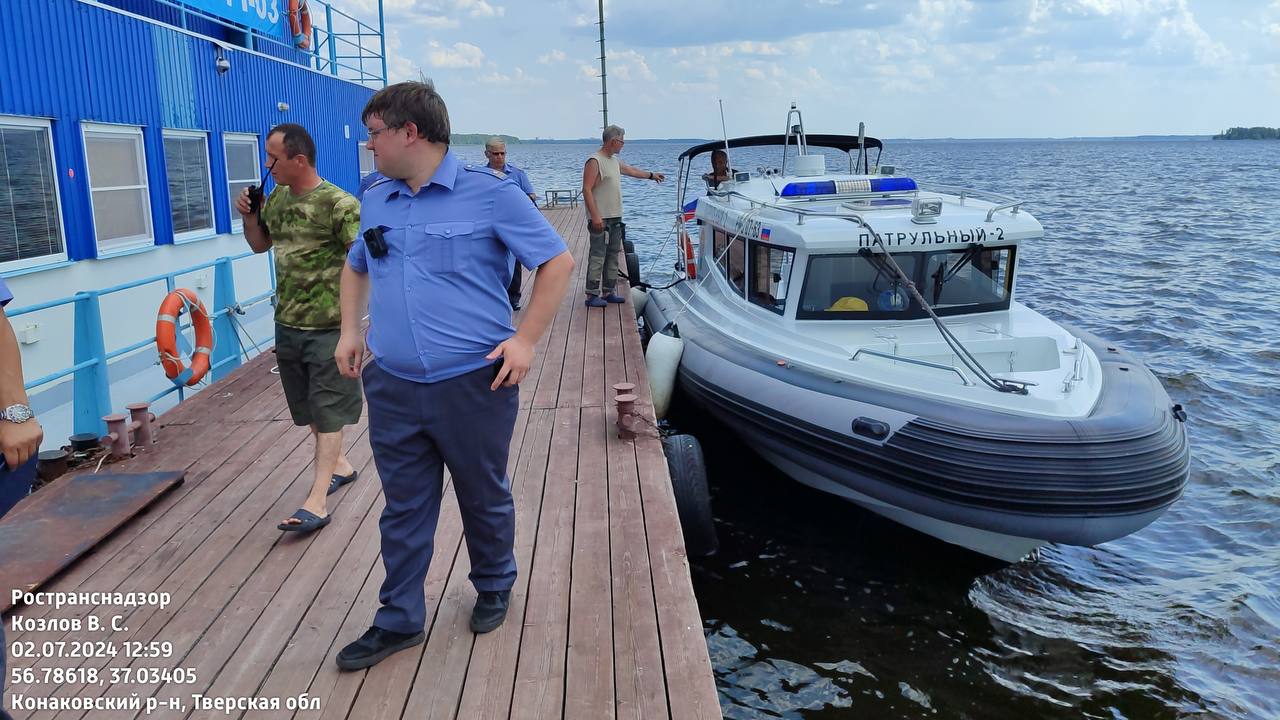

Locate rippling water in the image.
[460,138,1280,719]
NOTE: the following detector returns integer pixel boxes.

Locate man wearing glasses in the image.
[483,137,538,310]
[333,81,574,671]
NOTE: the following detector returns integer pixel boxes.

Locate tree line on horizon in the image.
[1213,127,1279,140]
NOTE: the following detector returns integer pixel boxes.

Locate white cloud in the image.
[428,41,486,69]
[607,49,656,81]
[539,49,567,64]
[479,67,533,84]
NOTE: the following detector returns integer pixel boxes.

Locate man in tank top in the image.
[580,125,664,307]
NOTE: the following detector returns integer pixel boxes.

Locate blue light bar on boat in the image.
[779,177,918,197]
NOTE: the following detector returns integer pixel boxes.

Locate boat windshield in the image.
[797,246,1015,320]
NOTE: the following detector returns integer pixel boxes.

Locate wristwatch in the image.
[1,403,34,423]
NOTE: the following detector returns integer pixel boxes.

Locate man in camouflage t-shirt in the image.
[236,123,362,534]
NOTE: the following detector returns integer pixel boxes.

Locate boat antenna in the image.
[719,99,732,172]
[856,121,865,174]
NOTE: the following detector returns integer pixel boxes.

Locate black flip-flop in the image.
[278,508,331,533]
[327,470,358,496]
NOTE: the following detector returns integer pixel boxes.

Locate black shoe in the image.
[335,626,425,671]
[470,590,511,634]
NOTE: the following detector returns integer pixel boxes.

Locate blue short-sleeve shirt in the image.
[349,150,567,384]
[503,163,536,198]
[0,278,12,308]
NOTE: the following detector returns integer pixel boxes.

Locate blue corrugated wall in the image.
[0,0,376,261]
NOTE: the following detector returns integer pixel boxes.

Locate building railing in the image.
[141,0,387,86]
[9,252,276,437]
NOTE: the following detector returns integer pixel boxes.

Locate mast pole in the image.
[598,0,608,128]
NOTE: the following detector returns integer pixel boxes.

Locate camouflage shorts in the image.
[274,324,362,433]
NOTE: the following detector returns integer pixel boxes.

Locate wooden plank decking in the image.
[3,206,720,720]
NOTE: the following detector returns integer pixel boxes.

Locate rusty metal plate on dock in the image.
[0,471,184,612]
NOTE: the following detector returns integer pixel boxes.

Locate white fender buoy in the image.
[631,287,648,318]
[645,329,683,420]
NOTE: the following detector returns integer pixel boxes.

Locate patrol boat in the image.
[641,106,1190,562]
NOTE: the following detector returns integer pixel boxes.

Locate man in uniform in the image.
[237,123,363,533]
[1,276,43,720]
[333,81,574,670]
[483,137,538,310]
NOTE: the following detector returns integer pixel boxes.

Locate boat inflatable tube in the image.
[631,287,648,318]
[646,330,683,419]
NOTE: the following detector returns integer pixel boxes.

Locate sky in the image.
[341,0,1280,139]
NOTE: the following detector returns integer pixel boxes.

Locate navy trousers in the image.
[2,458,36,720]
[363,360,519,634]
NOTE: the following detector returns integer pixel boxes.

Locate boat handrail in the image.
[851,348,974,387]
[915,183,1024,221]
[708,184,1025,225]
[705,189,876,229]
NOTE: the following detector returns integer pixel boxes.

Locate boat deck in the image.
[3,206,720,720]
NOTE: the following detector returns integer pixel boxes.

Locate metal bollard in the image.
[126,402,157,447]
[102,413,132,459]
[615,394,638,439]
[612,383,638,439]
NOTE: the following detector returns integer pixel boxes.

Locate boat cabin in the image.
[675,127,1042,325]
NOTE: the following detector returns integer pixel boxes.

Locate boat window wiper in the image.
[858,247,897,292]
[931,243,984,304]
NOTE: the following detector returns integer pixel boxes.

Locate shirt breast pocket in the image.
[418,221,476,275]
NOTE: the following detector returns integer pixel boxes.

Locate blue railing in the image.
[9,252,276,437]
[145,0,387,86]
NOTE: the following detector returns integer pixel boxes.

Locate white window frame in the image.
[162,129,216,243]
[81,122,154,254]
[0,115,68,272]
[223,133,261,232]
[357,141,375,179]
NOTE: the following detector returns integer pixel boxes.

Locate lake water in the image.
[459,138,1280,719]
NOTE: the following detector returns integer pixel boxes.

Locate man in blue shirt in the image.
[483,137,538,310]
[333,81,574,671]
[1,277,43,720]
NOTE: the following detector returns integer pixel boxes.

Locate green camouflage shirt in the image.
[261,181,359,329]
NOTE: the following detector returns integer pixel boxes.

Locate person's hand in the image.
[334,331,365,378]
[1,417,43,470]
[588,217,604,233]
[486,336,534,390]
[652,172,666,183]
[234,187,254,217]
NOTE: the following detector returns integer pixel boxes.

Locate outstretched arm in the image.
[619,162,665,183]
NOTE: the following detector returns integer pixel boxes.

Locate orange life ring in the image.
[156,289,213,387]
[681,231,697,279]
[288,0,312,50]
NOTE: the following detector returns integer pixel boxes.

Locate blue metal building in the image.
[0,0,384,264]
[0,0,386,444]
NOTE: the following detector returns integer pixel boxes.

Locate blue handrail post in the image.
[210,257,241,381]
[326,3,338,76]
[378,0,387,85]
[72,291,111,437]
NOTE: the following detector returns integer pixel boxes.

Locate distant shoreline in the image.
[453,134,1222,145]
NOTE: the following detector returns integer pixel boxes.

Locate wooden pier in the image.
[3,206,721,720]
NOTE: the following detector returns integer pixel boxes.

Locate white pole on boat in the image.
[719,98,731,171]
[857,121,866,174]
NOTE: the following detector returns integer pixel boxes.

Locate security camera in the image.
[215,55,230,74]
